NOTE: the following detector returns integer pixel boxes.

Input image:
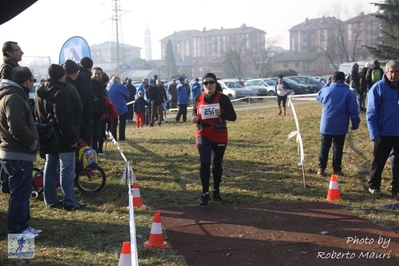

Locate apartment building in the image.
[160,24,266,62]
[274,13,380,75]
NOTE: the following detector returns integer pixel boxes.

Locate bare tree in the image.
[245,37,277,78]
[221,35,249,78]
[315,1,372,67]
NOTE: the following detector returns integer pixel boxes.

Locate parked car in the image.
[269,77,311,95]
[218,79,255,99]
[285,76,323,92]
[244,78,277,96]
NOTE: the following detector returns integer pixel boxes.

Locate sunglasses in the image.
[202,80,216,86]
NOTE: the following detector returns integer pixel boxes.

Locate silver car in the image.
[245,78,277,96]
[219,79,255,99]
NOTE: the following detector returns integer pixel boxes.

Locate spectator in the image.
[99,73,116,157]
[184,78,191,105]
[167,79,178,109]
[274,75,290,115]
[136,77,148,100]
[0,66,41,237]
[76,57,94,144]
[1,41,24,80]
[35,64,85,211]
[316,71,360,176]
[366,60,399,198]
[148,78,166,126]
[91,67,105,152]
[348,63,360,110]
[157,79,167,121]
[237,78,244,86]
[191,78,202,102]
[358,66,369,111]
[134,91,149,127]
[176,76,188,123]
[366,60,384,89]
[107,75,129,141]
[125,78,136,122]
[191,72,237,205]
[63,60,83,136]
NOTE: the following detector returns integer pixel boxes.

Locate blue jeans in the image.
[44,152,77,207]
[318,134,346,172]
[6,160,33,233]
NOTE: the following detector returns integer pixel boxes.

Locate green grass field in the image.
[0,98,398,265]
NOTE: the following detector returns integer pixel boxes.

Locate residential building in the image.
[280,13,381,75]
[160,24,266,64]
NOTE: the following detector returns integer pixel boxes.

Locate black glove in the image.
[373,138,381,144]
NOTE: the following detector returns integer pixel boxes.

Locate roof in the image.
[289,17,343,31]
[274,51,322,62]
[161,24,266,42]
[91,41,141,50]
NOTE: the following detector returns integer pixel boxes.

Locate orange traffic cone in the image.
[143,212,169,248]
[118,241,131,266]
[132,181,143,208]
[326,174,341,201]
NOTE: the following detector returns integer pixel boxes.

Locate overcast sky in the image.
[0,0,379,64]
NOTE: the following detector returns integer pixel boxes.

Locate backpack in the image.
[371,69,381,84]
[78,146,99,170]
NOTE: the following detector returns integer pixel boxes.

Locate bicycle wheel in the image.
[32,167,44,196]
[75,166,106,193]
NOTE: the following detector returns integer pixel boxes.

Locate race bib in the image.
[199,103,220,119]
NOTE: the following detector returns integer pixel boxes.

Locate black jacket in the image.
[75,67,94,111]
[91,78,105,118]
[35,79,78,153]
[134,97,149,113]
[0,57,19,80]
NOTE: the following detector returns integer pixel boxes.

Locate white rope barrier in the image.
[287,95,307,188]
[105,131,138,266]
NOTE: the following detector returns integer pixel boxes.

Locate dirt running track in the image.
[158,202,399,266]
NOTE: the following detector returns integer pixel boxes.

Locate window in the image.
[295,62,300,67]
[283,63,288,68]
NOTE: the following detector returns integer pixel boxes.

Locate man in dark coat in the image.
[35,64,86,211]
[0,66,40,237]
[125,78,136,122]
[1,41,23,80]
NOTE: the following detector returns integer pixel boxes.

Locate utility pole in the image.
[111,0,126,77]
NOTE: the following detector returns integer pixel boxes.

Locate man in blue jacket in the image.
[176,76,188,123]
[316,71,360,177]
[107,75,129,141]
[367,60,399,198]
[191,78,202,103]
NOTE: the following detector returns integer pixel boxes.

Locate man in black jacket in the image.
[76,57,94,144]
[125,78,136,122]
[148,78,165,126]
[1,41,24,80]
[91,67,105,152]
[35,64,86,211]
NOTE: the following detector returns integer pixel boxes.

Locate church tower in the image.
[144,24,152,60]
